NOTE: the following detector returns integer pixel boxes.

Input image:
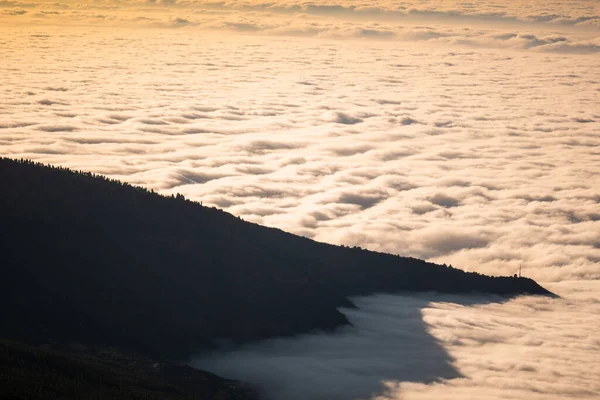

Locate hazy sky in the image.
[2,1,599,399]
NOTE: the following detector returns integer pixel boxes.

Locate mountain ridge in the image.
[0,157,554,361]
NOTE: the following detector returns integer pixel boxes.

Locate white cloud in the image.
[1,26,598,283]
[193,282,600,400]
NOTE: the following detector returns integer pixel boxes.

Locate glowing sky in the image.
[2,1,599,399]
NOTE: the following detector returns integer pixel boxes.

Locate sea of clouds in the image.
[194,282,600,400]
[2,0,600,51]
[1,0,599,398]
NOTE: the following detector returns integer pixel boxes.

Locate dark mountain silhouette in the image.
[0,339,259,400]
[0,157,554,363]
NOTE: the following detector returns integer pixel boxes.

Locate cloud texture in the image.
[1,25,597,283]
[1,0,599,52]
[1,3,599,399]
[194,282,600,400]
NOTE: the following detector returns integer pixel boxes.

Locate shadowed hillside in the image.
[0,157,554,361]
[0,339,258,400]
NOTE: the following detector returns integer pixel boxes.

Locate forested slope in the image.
[0,158,553,360]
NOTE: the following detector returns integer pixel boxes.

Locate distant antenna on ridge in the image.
[519,264,522,278]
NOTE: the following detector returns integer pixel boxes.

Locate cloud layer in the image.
[193,281,600,400]
[1,25,598,283]
[1,0,599,53]
[2,4,598,400]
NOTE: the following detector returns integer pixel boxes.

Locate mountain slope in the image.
[0,157,553,360]
[0,339,258,400]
